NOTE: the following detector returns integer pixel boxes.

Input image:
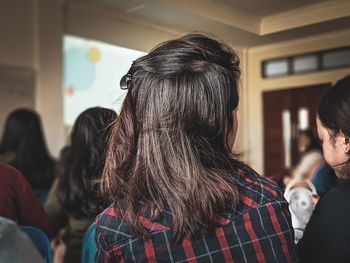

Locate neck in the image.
[335,169,350,179]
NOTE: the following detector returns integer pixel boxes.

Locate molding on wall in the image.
[159,0,260,35]
[261,0,350,35]
[250,28,350,54]
[65,0,350,48]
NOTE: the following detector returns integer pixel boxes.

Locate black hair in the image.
[318,76,350,138]
[58,107,116,219]
[318,76,350,173]
[0,108,54,189]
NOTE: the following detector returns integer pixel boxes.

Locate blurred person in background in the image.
[298,76,350,262]
[0,108,55,191]
[0,164,51,237]
[294,129,323,180]
[45,107,116,263]
[285,129,337,196]
[284,130,323,233]
[284,129,337,238]
[44,146,70,235]
[283,129,323,188]
[0,216,44,263]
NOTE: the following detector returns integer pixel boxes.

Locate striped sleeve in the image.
[94,214,119,262]
[94,215,107,262]
[240,200,299,263]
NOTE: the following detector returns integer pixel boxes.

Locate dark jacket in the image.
[298,178,350,262]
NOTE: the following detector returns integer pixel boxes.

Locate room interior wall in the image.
[232,48,249,160]
[0,0,36,150]
[34,0,65,158]
[0,0,35,68]
[0,0,179,158]
[245,29,350,174]
[0,0,65,158]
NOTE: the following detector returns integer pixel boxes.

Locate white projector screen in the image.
[63,35,146,126]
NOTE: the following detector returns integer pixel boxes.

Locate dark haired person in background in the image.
[284,129,323,187]
[96,34,297,262]
[284,129,325,232]
[298,76,350,263]
[296,129,323,178]
[298,129,321,153]
[0,108,55,190]
[45,107,116,263]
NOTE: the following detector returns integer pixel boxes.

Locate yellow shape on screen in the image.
[87,47,101,63]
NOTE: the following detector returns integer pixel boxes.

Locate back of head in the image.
[318,76,350,173]
[0,108,53,188]
[103,34,242,241]
[58,107,116,219]
[318,76,350,137]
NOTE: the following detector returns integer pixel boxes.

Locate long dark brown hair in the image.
[0,108,55,189]
[102,34,243,241]
[58,107,116,219]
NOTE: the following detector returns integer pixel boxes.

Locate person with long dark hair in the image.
[58,107,116,219]
[0,108,55,190]
[298,76,350,262]
[95,34,297,262]
[45,107,116,263]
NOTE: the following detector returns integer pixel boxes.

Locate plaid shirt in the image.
[95,166,298,262]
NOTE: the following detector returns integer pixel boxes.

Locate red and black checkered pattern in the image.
[95,165,298,262]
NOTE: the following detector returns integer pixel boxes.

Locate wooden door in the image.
[263,83,331,179]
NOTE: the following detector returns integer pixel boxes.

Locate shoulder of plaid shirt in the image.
[95,164,298,263]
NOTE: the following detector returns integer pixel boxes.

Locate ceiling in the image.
[222,0,331,17]
[67,0,350,48]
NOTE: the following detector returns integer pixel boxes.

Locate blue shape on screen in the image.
[64,47,96,91]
